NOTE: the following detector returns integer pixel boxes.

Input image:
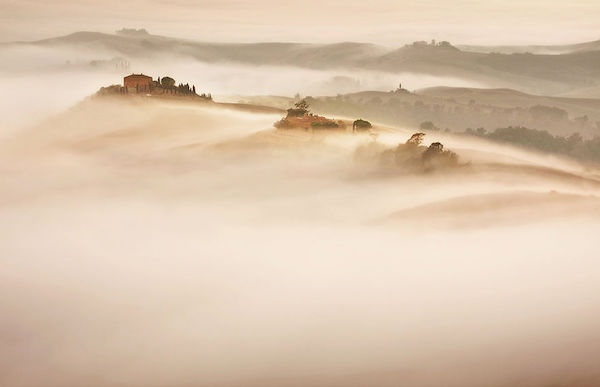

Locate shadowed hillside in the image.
[4,30,600,97]
[236,86,600,138]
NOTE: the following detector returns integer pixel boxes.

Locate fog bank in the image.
[1,98,600,386]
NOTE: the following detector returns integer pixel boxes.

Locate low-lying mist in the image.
[1,97,600,387]
[0,43,486,135]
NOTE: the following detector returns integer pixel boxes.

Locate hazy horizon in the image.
[2,0,599,45]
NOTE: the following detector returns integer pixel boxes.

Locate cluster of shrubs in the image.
[276,99,348,131]
[355,132,459,173]
[352,119,372,132]
[277,100,377,132]
[311,121,340,128]
[285,100,310,117]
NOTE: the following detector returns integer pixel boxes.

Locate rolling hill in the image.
[458,39,600,55]
[4,29,600,97]
[236,86,600,138]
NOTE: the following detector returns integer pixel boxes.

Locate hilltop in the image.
[95,73,216,102]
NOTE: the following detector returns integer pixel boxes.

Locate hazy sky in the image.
[1,0,599,45]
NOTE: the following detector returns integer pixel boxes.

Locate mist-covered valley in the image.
[3,6,600,386]
[2,92,600,386]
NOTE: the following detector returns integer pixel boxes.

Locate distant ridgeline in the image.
[306,91,600,138]
[97,73,212,100]
[115,28,150,37]
[457,126,600,165]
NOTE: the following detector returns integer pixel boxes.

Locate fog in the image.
[3,0,600,45]
[0,43,487,135]
[1,95,600,386]
[2,0,600,384]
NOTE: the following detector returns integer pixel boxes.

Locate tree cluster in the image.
[155,75,210,99]
[460,126,600,164]
[307,95,600,138]
[311,121,340,128]
[286,99,310,118]
[355,132,459,172]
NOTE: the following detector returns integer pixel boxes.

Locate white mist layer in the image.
[1,98,600,387]
[0,44,485,136]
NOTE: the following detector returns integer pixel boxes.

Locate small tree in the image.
[286,99,310,118]
[161,76,175,89]
[406,133,425,146]
[295,99,309,111]
[352,119,372,132]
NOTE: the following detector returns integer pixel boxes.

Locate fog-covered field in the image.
[1,95,600,386]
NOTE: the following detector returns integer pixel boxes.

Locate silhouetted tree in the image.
[406,133,425,146]
[161,76,175,89]
[352,119,372,132]
[286,99,310,117]
[295,99,309,111]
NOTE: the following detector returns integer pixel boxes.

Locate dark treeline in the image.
[458,126,600,164]
[306,93,600,138]
[157,76,211,99]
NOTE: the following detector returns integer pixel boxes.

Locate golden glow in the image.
[1,0,599,44]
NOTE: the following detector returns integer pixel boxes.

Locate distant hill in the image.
[417,86,600,115]
[238,86,600,138]
[5,30,600,97]
[458,39,600,55]
[20,30,387,67]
